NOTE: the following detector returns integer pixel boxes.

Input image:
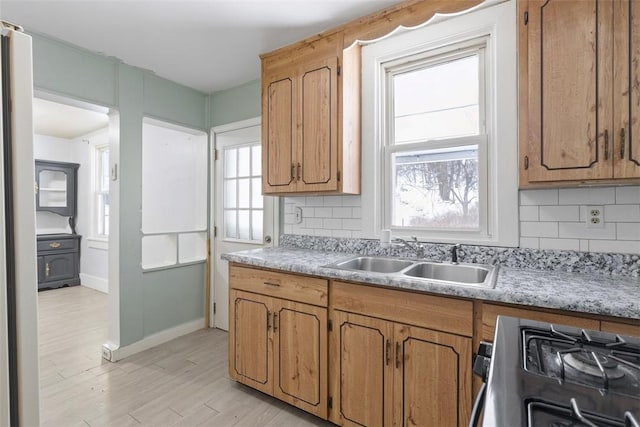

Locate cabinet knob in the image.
[45,262,50,277]
[49,242,61,249]
[604,129,609,160]
[620,128,626,159]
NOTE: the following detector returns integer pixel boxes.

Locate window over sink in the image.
[361,0,518,246]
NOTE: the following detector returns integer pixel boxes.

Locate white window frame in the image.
[94,144,109,239]
[361,0,518,246]
[382,42,488,235]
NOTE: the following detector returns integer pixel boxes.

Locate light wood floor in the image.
[38,286,332,427]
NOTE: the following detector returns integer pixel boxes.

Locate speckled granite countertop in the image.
[222,247,640,320]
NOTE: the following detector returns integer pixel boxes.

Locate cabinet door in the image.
[273,299,327,418]
[526,0,614,182]
[614,0,640,178]
[43,253,75,282]
[330,310,394,427]
[37,256,44,284]
[298,57,339,192]
[228,290,273,395]
[393,324,472,427]
[262,71,297,194]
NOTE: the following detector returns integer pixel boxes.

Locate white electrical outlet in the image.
[101,344,112,361]
[586,206,604,229]
[294,207,303,224]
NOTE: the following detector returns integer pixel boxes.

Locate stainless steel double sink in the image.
[323,256,498,288]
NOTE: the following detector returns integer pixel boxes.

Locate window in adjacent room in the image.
[95,144,109,237]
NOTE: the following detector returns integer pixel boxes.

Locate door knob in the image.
[264,235,272,244]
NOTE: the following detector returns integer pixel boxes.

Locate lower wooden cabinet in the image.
[480,303,600,342]
[329,310,472,427]
[229,264,637,427]
[229,287,328,418]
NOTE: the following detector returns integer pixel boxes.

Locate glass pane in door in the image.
[223,143,265,242]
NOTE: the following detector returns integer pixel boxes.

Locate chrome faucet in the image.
[451,244,461,264]
[393,237,426,258]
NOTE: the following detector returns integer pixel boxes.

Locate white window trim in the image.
[94,143,109,240]
[361,0,518,246]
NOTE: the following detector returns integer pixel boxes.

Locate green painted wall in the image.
[209,79,261,127]
[30,33,208,347]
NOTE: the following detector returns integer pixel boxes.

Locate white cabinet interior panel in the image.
[141,119,207,270]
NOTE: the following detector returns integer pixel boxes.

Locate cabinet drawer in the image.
[481,303,599,342]
[37,237,78,252]
[229,264,328,307]
[331,280,473,337]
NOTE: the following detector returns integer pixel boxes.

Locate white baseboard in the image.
[80,273,108,294]
[102,317,205,362]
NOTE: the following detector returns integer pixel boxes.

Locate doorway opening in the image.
[210,118,279,331]
[32,94,118,422]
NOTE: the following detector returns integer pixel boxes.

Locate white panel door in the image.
[212,119,277,330]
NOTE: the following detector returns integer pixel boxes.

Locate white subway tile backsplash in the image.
[342,218,363,230]
[315,207,332,218]
[283,185,640,255]
[323,218,342,229]
[616,223,640,241]
[605,205,640,222]
[539,238,580,251]
[588,239,640,254]
[305,218,323,229]
[341,195,362,206]
[332,207,353,218]
[323,196,344,207]
[332,229,352,238]
[519,237,539,249]
[521,221,558,238]
[520,189,559,206]
[616,186,640,204]
[519,206,539,221]
[559,187,616,205]
[579,240,589,252]
[539,205,579,222]
[305,196,325,207]
[558,222,616,240]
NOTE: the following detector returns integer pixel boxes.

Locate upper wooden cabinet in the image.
[520,0,640,186]
[261,32,360,195]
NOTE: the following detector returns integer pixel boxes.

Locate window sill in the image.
[87,237,108,251]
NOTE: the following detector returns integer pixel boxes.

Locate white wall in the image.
[283,185,640,255]
[34,131,109,291]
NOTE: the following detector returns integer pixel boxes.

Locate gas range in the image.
[478,316,640,427]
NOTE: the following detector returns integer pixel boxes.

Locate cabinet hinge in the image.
[524,156,529,170]
[214,149,219,161]
[524,11,528,25]
[337,65,341,76]
[328,396,333,409]
[213,226,218,237]
[213,302,217,314]
[328,319,333,332]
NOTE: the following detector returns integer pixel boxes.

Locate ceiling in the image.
[33,98,109,139]
[1,0,399,94]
